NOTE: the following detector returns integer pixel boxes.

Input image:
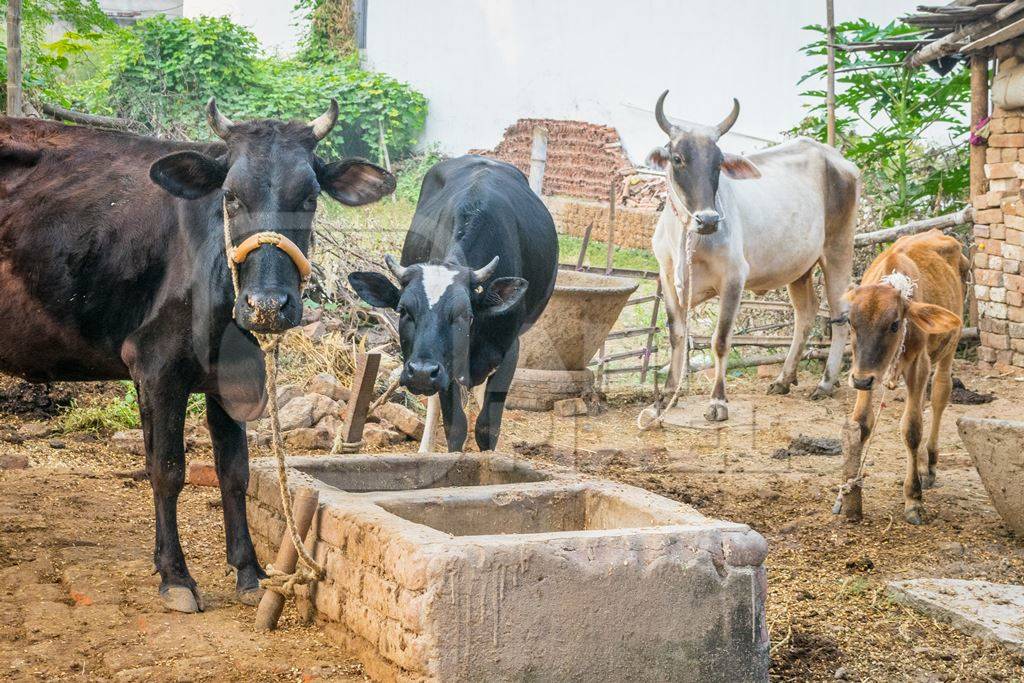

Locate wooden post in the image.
[840,420,863,521]
[575,221,594,270]
[970,53,990,199]
[528,125,548,196]
[254,486,320,631]
[639,280,662,384]
[825,0,836,147]
[605,178,616,275]
[341,352,381,445]
[6,0,23,117]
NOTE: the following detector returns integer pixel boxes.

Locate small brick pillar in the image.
[976,102,1024,370]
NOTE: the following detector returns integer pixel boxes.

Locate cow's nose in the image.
[404,360,442,393]
[242,290,291,331]
[693,210,721,234]
[851,375,874,391]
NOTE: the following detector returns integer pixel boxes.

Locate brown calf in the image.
[841,229,967,525]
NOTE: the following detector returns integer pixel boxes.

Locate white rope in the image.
[221,201,325,595]
[638,180,696,430]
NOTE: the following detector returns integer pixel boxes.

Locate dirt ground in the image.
[0,360,1023,681]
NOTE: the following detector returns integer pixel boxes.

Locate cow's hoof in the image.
[904,506,925,525]
[704,403,729,422]
[160,585,204,614]
[766,381,790,395]
[237,587,264,606]
[921,471,937,490]
[809,384,834,401]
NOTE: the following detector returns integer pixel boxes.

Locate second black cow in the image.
[349,155,557,452]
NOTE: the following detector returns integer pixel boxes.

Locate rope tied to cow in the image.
[831,271,914,515]
[254,333,326,595]
[638,181,696,431]
[221,200,325,596]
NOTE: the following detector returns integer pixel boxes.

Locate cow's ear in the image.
[907,301,961,335]
[150,151,227,199]
[478,277,528,317]
[646,145,669,170]
[318,159,396,206]
[348,271,400,309]
[721,153,761,180]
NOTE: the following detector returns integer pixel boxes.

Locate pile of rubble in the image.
[255,372,425,451]
[618,171,666,210]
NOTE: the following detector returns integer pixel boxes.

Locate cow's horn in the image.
[654,90,676,137]
[384,254,407,280]
[309,99,339,141]
[716,98,740,138]
[206,98,233,140]
[471,256,500,284]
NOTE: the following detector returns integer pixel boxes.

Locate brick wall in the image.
[545,196,660,250]
[975,104,1024,370]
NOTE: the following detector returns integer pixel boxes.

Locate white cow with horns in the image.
[647,90,860,421]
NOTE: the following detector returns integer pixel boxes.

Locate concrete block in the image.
[246,453,769,682]
[553,397,588,416]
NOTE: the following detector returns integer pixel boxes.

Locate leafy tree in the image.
[796,19,969,225]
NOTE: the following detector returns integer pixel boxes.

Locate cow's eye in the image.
[889,320,900,333]
[223,190,242,213]
[672,154,683,165]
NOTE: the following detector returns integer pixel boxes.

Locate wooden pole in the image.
[970,54,990,199]
[6,0,23,117]
[575,221,593,270]
[639,280,662,384]
[825,0,837,147]
[254,486,320,631]
[605,179,616,275]
[341,352,381,446]
[528,125,548,196]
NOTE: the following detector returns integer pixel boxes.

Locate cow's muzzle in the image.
[237,288,300,333]
[401,359,448,396]
[693,210,721,234]
[850,374,874,391]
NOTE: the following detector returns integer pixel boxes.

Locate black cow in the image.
[0,101,394,613]
[349,155,557,452]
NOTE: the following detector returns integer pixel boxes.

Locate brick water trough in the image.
[246,453,769,682]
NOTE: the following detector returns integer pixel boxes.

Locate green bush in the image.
[70,15,428,160]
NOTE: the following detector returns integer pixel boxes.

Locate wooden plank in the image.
[907,0,1024,68]
[340,352,381,445]
[962,15,1024,50]
[640,280,662,383]
[605,325,659,340]
[689,335,832,348]
[592,347,657,364]
[854,206,973,246]
[626,294,659,306]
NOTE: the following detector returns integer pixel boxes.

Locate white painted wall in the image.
[183,0,303,55]
[362,0,931,160]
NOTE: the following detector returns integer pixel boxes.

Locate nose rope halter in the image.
[221,199,313,317]
[219,197,327,600]
[832,270,915,515]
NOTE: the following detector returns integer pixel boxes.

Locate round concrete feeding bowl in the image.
[957,417,1024,535]
[507,269,639,411]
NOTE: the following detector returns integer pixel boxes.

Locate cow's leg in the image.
[475,339,518,451]
[768,269,818,395]
[705,278,743,422]
[842,386,876,521]
[136,375,203,613]
[813,252,854,400]
[658,257,687,392]
[439,383,468,452]
[206,393,266,605]
[902,355,930,525]
[923,350,954,490]
[418,394,441,453]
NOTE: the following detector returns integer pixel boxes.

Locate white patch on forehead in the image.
[420,265,458,308]
[880,270,916,300]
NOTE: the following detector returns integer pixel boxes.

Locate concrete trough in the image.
[246,453,769,682]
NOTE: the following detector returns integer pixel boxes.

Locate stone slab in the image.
[246,452,770,682]
[888,579,1024,654]
[957,417,1024,535]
